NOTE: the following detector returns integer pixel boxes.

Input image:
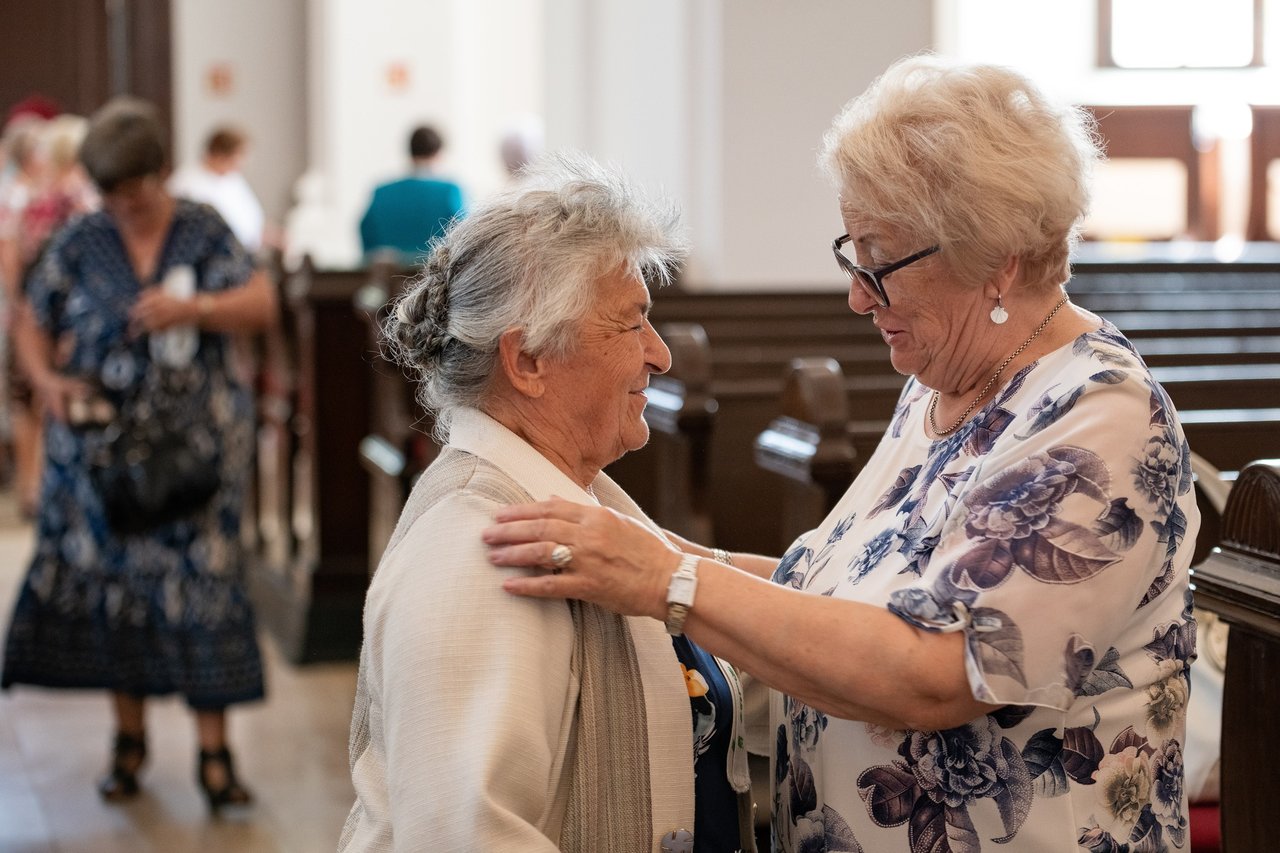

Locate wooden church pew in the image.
[1189,460,1280,851]
[248,256,377,663]
[353,259,438,575]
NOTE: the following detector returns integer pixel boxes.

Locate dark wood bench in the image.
[247,257,377,663]
[1152,363,1280,411]
[643,270,1280,553]
[1188,460,1280,851]
[717,358,1275,553]
[1100,308,1280,338]
[1134,335,1280,368]
[753,357,1280,550]
[353,260,439,575]
[1080,290,1280,312]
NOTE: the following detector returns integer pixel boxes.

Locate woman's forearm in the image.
[196,270,279,332]
[12,305,56,386]
[683,559,998,731]
[0,237,22,309]
[661,529,778,580]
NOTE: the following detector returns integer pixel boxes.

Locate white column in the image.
[170,0,307,223]
[543,0,933,290]
[293,0,544,268]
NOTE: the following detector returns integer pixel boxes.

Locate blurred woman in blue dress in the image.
[1,97,278,812]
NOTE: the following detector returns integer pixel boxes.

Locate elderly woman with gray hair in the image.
[486,57,1201,852]
[339,152,754,853]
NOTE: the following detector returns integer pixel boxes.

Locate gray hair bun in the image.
[387,245,452,371]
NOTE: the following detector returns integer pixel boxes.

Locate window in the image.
[1099,0,1262,68]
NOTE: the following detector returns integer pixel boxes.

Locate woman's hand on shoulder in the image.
[484,496,682,622]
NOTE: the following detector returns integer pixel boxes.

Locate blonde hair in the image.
[43,114,88,172]
[821,54,1102,292]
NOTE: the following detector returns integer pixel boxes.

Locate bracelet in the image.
[711,547,733,566]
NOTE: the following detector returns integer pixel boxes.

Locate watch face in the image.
[668,574,697,606]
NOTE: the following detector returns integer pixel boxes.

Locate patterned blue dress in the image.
[770,322,1199,852]
[1,201,264,710]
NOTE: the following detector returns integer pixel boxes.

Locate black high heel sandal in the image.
[197,746,253,814]
[98,732,147,801]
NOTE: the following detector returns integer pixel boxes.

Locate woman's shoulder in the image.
[171,197,236,240]
[375,449,531,574]
[57,207,112,238]
[173,196,218,221]
[36,209,113,261]
[1021,321,1160,409]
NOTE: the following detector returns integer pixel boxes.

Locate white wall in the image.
[170,0,307,224]
[544,0,933,290]
[171,3,1280,283]
[298,0,543,266]
[717,2,932,288]
[174,1,932,281]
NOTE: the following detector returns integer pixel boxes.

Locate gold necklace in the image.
[928,295,1070,437]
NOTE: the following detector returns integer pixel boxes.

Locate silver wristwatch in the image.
[665,553,700,636]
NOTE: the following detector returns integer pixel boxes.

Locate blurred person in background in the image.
[0,110,53,498]
[0,96,278,814]
[168,124,266,256]
[1,113,98,518]
[499,114,544,182]
[359,123,465,264]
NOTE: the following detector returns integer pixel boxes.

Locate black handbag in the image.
[90,399,222,535]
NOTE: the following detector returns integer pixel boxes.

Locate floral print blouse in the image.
[770,322,1199,853]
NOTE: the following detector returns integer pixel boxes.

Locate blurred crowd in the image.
[0,96,100,516]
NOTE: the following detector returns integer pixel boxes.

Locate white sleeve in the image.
[911,368,1199,711]
[355,491,577,851]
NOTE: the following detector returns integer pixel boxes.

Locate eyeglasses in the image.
[832,234,940,308]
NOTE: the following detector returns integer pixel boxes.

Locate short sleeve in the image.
[24,226,75,333]
[192,205,254,293]
[892,366,1198,711]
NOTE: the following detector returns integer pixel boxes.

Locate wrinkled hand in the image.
[484,497,684,621]
[33,373,93,423]
[129,290,196,334]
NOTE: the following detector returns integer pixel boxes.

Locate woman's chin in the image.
[887,350,920,379]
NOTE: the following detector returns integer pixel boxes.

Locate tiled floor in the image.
[0,491,359,853]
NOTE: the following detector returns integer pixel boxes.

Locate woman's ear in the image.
[497,328,546,398]
[984,255,1021,300]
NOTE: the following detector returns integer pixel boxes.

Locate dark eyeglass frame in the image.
[832,234,940,308]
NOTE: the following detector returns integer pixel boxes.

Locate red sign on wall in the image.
[207,63,234,97]
[387,61,410,92]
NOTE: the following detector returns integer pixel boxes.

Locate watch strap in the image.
[665,553,700,636]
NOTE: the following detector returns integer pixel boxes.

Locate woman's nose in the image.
[848,281,878,315]
[646,321,672,374]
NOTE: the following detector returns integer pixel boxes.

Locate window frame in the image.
[1097,0,1266,69]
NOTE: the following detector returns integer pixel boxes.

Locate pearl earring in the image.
[990,294,1009,325]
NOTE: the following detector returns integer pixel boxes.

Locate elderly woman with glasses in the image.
[486,56,1200,851]
[339,152,755,853]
